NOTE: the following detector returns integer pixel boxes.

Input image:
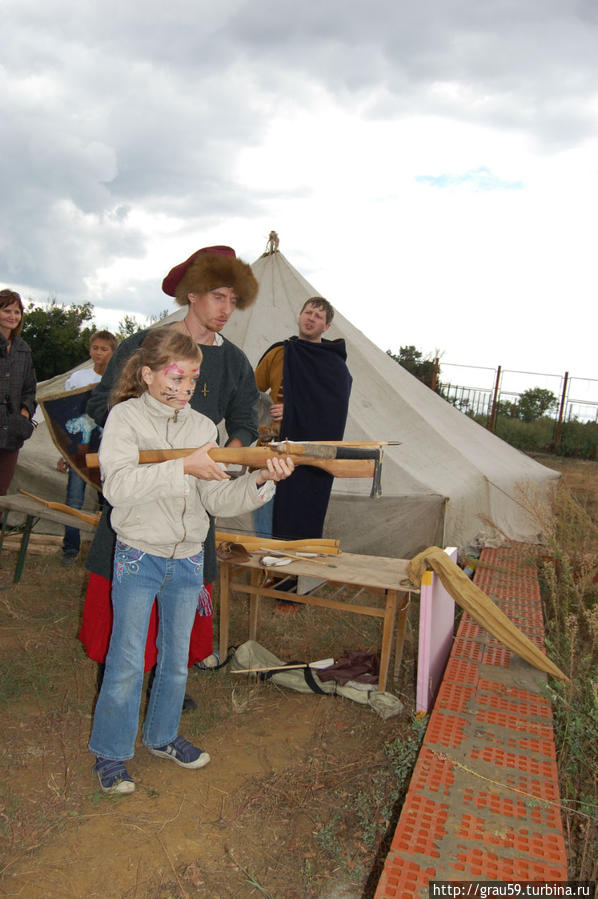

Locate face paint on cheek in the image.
[185,373,199,397]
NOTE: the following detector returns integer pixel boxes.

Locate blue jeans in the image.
[63,469,86,554]
[253,497,273,538]
[89,542,203,760]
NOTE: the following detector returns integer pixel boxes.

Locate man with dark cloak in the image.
[254,297,352,540]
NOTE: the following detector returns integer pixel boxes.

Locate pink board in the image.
[416,546,457,713]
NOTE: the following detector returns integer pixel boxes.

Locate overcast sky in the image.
[2,0,597,387]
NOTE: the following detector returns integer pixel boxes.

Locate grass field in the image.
[0,540,421,897]
[1,454,596,895]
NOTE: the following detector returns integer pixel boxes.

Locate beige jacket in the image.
[99,393,273,559]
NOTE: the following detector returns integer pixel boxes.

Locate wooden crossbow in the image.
[85,440,400,498]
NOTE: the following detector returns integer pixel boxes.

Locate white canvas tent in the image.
[16,245,558,555]
[216,247,558,556]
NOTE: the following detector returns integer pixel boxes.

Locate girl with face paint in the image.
[89,328,293,795]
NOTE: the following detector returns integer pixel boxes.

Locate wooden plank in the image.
[0,495,97,532]
[227,551,416,593]
[378,589,398,692]
[229,579,387,618]
[218,562,231,662]
[393,592,411,682]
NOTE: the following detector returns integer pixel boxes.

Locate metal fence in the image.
[439,363,598,425]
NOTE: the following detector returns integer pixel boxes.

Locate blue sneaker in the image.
[195,651,220,671]
[94,757,135,794]
[147,735,210,769]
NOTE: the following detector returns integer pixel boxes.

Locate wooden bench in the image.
[218,551,419,692]
[0,494,97,588]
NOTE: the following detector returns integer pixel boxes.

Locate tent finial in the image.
[265,231,280,255]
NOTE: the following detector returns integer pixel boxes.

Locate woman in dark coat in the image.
[0,289,37,495]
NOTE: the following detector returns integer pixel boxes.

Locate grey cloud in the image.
[225,0,598,143]
[2,198,144,296]
[2,0,598,303]
[1,4,271,298]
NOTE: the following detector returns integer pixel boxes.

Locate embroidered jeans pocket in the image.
[114,541,146,581]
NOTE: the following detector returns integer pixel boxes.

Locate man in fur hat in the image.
[80,246,259,701]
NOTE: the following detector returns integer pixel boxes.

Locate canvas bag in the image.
[230,640,403,719]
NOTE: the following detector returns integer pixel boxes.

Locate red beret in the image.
[162,246,237,297]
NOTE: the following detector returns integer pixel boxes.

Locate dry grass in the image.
[4,454,594,893]
[528,457,598,880]
[0,549,418,898]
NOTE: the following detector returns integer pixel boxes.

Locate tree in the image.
[495,398,518,418]
[386,345,440,390]
[22,300,95,381]
[516,387,558,423]
[117,314,141,339]
[117,308,170,340]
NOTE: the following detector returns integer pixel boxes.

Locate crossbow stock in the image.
[85,440,400,498]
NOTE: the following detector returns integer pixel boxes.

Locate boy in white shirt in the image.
[58,331,118,565]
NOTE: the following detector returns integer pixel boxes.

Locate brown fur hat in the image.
[162,246,258,310]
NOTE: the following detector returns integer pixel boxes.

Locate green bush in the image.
[472,415,598,460]
[489,416,554,453]
[558,420,598,460]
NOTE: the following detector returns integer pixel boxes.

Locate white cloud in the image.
[0,0,597,381]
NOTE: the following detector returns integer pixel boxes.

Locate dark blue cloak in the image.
[266,336,352,539]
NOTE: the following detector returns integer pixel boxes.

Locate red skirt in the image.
[78,572,213,672]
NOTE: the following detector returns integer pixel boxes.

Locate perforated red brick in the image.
[467,728,555,760]
[508,735,556,758]
[499,597,544,618]
[481,644,512,667]
[374,544,567,898]
[457,618,484,640]
[456,813,567,862]
[452,846,565,880]
[469,745,557,779]
[452,638,485,661]
[376,853,436,898]
[426,712,468,748]
[498,771,561,803]
[389,795,449,858]
[477,689,553,720]
[487,585,542,601]
[434,681,475,714]
[509,630,547,649]
[462,788,562,830]
[409,747,455,797]
[442,657,479,685]
[475,709,553,739]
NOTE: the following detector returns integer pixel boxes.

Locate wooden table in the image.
[218,551,419,692]
[0,494,97,588]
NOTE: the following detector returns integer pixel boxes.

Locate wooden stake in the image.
[230,663,309,674]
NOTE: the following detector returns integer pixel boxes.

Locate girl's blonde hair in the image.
[111,327,202,407]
